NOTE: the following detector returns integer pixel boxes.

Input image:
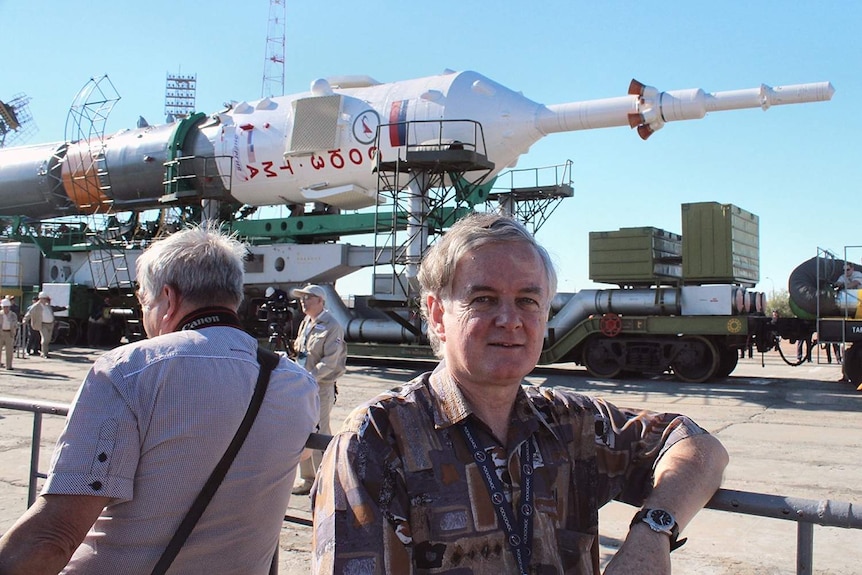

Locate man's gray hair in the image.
[136,225,247,310]
[417,212,557,356]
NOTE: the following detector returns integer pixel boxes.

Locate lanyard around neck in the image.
[459,419,534,574]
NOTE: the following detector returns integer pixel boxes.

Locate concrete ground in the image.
[0,341,859,574]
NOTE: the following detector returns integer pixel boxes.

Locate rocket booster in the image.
[0,70,834,220]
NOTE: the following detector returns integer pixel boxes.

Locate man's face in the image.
[430,241,550,390]
[299,294,324,318]
[846,265,854,278]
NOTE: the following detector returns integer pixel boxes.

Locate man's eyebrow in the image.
[464,284,544,296]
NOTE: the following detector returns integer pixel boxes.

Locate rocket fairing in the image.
[0,70,835,220]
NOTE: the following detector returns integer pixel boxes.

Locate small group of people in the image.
[0,292,63,370]
[0,216,728,575]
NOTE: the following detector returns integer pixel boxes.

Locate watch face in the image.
[648,509,675,528]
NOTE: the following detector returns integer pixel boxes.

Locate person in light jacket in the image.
[0,299,19,369]
[290,284,347,496]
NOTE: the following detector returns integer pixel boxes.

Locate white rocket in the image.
[0,70,834,220]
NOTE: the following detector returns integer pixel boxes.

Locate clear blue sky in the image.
[1,1,858,299]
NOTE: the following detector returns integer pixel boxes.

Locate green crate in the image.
[681,202,759,285]
[589,227,682,285]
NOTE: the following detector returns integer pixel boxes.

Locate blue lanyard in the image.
[460,420,534,574]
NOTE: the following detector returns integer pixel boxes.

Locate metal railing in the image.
[3,396,860,574]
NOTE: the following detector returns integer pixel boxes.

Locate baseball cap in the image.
[0,299,10,307]
[291,284,326,302]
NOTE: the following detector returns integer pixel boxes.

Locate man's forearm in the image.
[643,433,729,529]
[604,434,728,574]
[0,500,75,575]
[0,494,108,575]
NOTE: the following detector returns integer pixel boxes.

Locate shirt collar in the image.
[427,362,546,444]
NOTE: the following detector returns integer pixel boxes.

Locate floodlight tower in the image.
[164,72,197,121]
[261,0,286,98]
[0,93,37,148]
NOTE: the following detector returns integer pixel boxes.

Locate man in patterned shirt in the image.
[311,212,728,574]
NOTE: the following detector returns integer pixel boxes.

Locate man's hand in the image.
[604,522,672,575]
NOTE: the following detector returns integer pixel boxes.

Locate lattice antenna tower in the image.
[164,71,197,121]
[0,93,38,147]
[261,0,286,98]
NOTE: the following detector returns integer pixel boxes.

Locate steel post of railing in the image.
[704,488,861,575]
[28,411,43,506]
[797,522,813,575]
[0,397,69,506]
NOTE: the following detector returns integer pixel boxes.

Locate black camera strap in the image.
[150,347,280,575]
[177,307,243,331]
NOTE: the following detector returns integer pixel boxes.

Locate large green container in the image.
[589,227,682,286]
[681,202,759,286]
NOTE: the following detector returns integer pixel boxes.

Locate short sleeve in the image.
[42,365,140,501]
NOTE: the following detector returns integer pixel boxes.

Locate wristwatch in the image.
[630,508,687,551]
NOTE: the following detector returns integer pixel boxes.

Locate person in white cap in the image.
[0,299,19,370]
[289,284,347,496]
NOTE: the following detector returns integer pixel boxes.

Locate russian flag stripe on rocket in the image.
[389,100,408,147]
[246,129,256,163]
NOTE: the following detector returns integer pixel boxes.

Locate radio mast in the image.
[261,0,286,98]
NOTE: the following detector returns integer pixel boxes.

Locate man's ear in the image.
[428,295,446,343]
[161,285,183,325]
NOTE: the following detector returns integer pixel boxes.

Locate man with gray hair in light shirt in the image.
[0,226,320,574]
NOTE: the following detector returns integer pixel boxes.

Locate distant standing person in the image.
[835,262,862,290]
[0,299,18,370]
[797,333,812,363]
[290,284,347,496]
[23,292,64,358]
[87,296,112,348]
[5,294,20,315]
[23,295,40,355]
